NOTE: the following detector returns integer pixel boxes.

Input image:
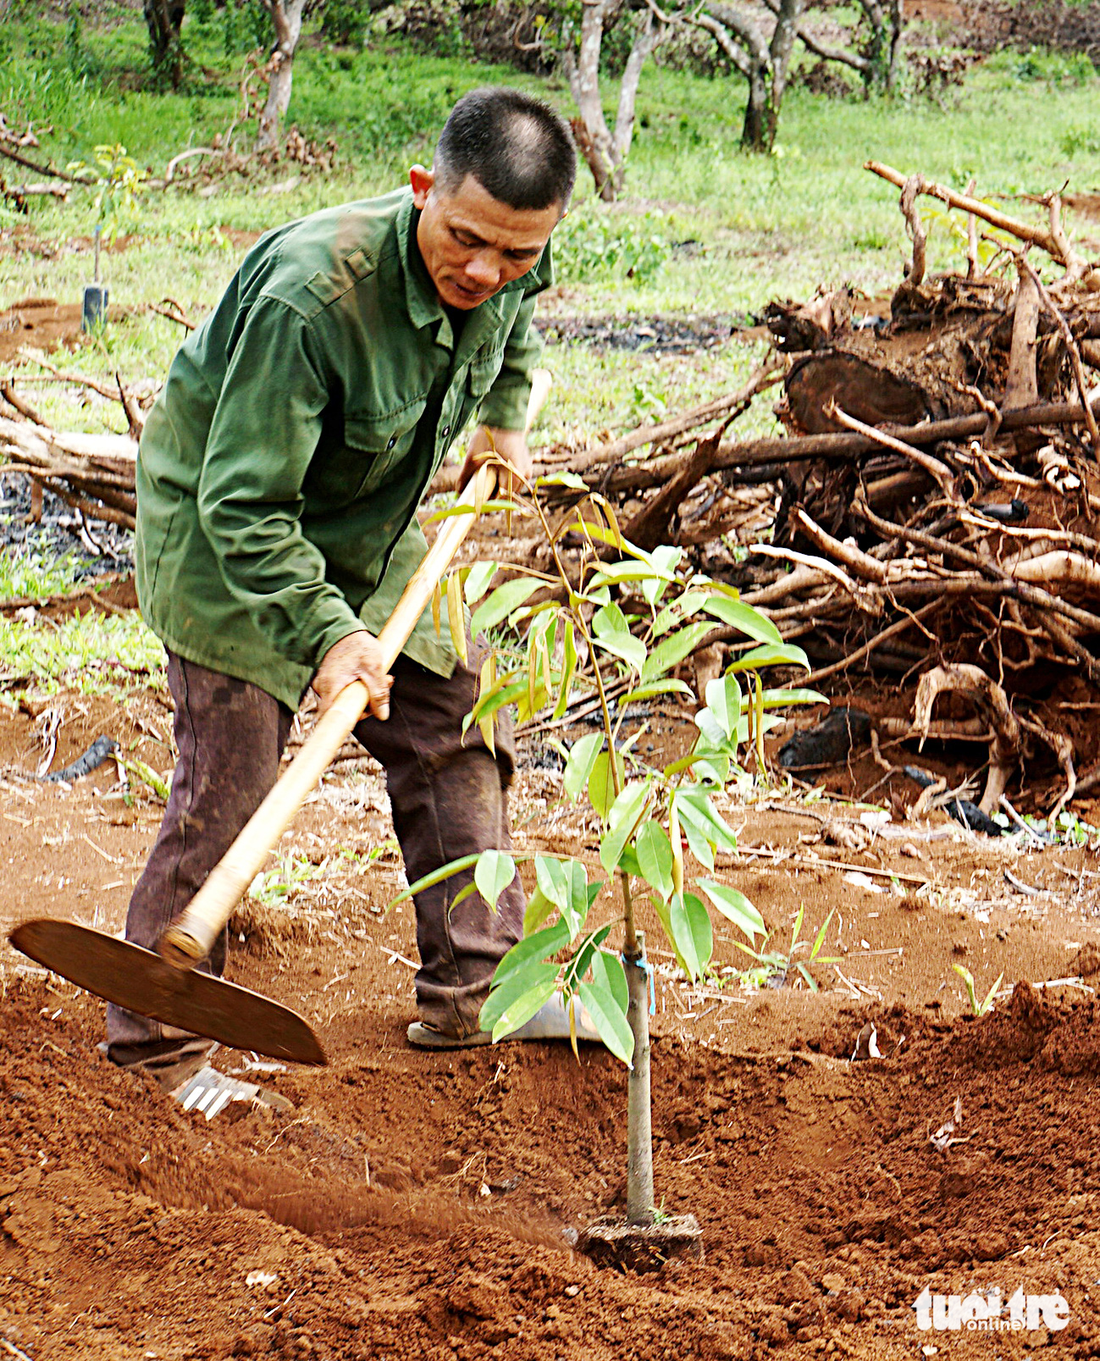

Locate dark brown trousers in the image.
[106,647,524,1064]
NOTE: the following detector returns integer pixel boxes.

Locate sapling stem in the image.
[624,924,654,1224]
[528,480,656,1223]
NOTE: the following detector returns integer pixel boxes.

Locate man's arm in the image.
[194,297,384,698]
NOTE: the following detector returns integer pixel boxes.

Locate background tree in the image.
[793,0,905,93]
[689,0,805,153]
[257,0,308,149]
[561,0,669,201]
[144,0,187,86]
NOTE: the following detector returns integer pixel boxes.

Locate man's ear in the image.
[409,164,434,209]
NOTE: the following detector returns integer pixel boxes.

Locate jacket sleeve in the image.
[477,248,552,431]
[195,296,364,669]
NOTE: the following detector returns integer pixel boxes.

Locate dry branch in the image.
[865,160,1087,276]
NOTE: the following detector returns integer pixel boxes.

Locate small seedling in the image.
[730,905,840,992]
[953,963,1004,1017]
[249,853,320,908]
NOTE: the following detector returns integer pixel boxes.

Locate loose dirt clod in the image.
[578,1212,704,1273]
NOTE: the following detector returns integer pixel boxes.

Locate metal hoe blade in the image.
[9,919,326,1066]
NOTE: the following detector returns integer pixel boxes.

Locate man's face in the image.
[411,166,561,311]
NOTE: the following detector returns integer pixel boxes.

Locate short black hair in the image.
[434,87,576,213]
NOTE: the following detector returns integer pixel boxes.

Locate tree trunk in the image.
[609,9,664,194]
[563,0,664,201]
[562,0,617,200]
[740,62,775,152]
[144,0,186,86]
[858,0,904,92]
[257,0,306,151]
[734,0,804,154]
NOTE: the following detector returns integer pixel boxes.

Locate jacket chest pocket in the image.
[467,349,504,399]
[453,349,504,432]
[307,400,428,505]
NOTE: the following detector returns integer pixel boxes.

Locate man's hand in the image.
[457,425,533,498]
[311,629,393,721]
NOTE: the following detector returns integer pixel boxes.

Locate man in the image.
[107,88,587,1093]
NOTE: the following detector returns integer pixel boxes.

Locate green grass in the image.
[3,14,1097,423]
[3,12,1100,541]
[3,11,1098,690]
[0,545,85,599]
[0,608,166,698]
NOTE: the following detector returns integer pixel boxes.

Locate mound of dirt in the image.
[1,674,1100,1358]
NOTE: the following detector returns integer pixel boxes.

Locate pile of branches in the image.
[0,364,141,529]
[513,163,1100,815]
[4,161,1099,814]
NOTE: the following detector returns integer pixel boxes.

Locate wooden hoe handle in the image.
[159,369,552,968]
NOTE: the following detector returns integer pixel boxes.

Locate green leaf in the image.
[639,622,713,684]
[470,577,541,637]
[680,892,714,979]
[679,809,714,869]
[491,972,560,1039]
[635,820,674,899]
[534,471,588,491]
[480,963,559,1036]
[587,747,625,820]
[534,855,570,909]
[390,851,481,907]
[726,642,811,673]
[654,892,713,980]
[580,972,634,1066]
[428,498,515,521]
[591,947,629,1012]
[588,561,673,590]
[493,918,571,988]
[563,732,603,802]
[522,884,555,935]
[676,789,739,854]
[599,781,650,875]
[618,843,642,878]
[698,879,766,941]
[563,923,612,993]
[809,908,835,962]
[448,881,479,913]
[577,518,640,555]
[652,590,710,637]
[571,862,601,936]
[694,707,733,752]
[463,560,499,605]
[621,679,694,704]
[552,618,578,721]
[466,675,527,730]
[591,604,646,672]
[703,596,782,645]
[474,849,516,912]
[642,546,683,606]
[760,687,829,709]
[447,570,467,665]
[704,674,743,740]
[533,857,593,939]
[662,750,727,778]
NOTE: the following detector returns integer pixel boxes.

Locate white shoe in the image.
[170,1065,294,1119]
[407,995,602,1050]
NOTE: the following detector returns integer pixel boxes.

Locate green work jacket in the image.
[135,187,549,710]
